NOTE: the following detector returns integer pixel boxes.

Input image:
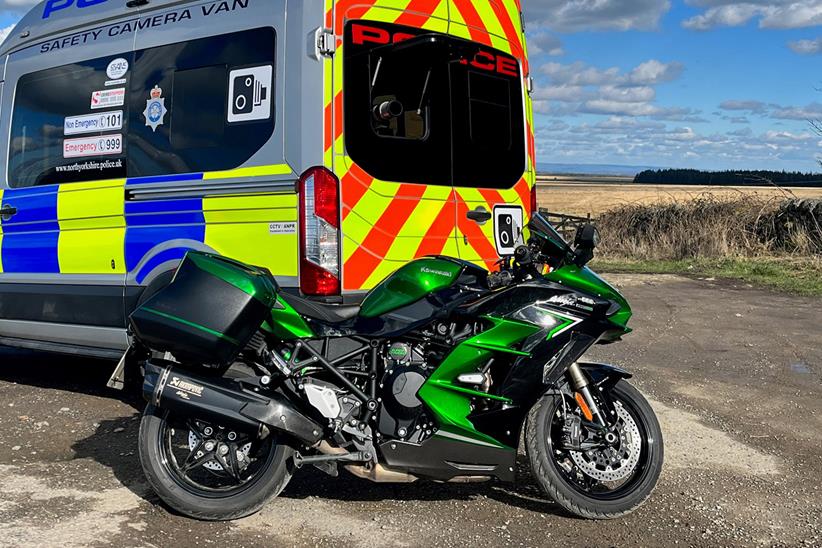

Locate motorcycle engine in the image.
[377,342,436,443]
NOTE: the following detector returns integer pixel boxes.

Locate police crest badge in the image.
[143,85,167,132]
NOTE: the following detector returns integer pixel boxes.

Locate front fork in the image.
[567,362,607,427]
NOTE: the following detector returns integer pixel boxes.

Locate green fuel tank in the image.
[358,258,468,319]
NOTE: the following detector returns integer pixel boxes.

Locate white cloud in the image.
[540,59,682,87]
[534,117,822,170]
[770,102,822,120]
[719,99,769,113]
[788,37,822,54]
[0,23,15,44]
[627,59,684,84]
[534,84,592,102]
[599,85,657,102]
[682,3,763,29]
[527,32,564,56]
[535,59,701,122]
[0,1,37,13]
[682,0,822,30]
[523,0,671,32]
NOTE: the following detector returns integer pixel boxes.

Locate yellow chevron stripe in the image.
[203,164,293,181]
[361,2,410,23]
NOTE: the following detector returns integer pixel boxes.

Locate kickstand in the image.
[106,347,131,390]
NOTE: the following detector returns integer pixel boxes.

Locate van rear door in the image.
[335,2,534,291]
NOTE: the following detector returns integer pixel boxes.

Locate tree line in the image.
[634,169,822,187]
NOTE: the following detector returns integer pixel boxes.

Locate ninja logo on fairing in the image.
[43,0,108,19]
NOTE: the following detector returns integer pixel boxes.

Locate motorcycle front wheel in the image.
[138,404,294,520]
[525,380,663,519]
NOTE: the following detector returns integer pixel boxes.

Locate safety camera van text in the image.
[0,0,536,357]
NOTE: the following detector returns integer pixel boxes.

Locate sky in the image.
[522,0,822,171]
[0,0,820,171]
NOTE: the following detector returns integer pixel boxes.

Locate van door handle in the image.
[0,205,17,220]
[466,207,492,225]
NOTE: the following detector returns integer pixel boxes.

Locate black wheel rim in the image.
[156,410,277,499]
[545,390,656,501]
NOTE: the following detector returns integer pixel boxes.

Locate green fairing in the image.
[185,252,278,307]
[545,265,633,329]
[264,297,315,339]
[359,258,463,319]
[418,316,541,449]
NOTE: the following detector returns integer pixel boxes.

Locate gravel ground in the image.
[0,273,820,547]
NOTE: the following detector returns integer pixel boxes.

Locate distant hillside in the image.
[635,169,822,187]
[537,163,661,177]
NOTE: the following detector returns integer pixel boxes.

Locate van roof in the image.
[0,0,198,57]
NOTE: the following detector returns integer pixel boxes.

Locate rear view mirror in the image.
[573,224,600,266]
[574,224,600,250]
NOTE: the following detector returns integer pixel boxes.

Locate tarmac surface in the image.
[0,273,820,547]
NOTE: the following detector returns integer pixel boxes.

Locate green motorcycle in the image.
[130,212,663,521]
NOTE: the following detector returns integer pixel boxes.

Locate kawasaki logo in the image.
[168,377,204,399]
[421,266,453,278]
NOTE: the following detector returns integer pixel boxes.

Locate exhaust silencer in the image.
[143,361,323,446]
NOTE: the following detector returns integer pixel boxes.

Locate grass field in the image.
[537,177,822,217]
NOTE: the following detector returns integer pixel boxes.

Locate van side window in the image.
[128,28,276,178]
[9,56,129,187]
[8,28,276,188]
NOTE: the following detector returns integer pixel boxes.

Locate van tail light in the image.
[299,167,341,296]
[530,181,538,216]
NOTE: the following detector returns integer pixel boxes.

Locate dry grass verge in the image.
[596,196,822,259]
[591,196,822,296]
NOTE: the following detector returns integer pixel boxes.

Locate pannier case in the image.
[130,252,278,366]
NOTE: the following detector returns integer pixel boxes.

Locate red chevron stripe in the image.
[335,0,380,33]
[395,0,444,28]
[344,184,427,289]
[334,91,344,143]
[414,195,457,258]
[341,163,374,220]
[513,177,530,210]
[323,102,333,151]
[456,197,499,270]
[451,0,493,47]
[478,188,505,208]
[488,1,523,58]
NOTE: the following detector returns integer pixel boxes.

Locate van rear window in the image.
[8,28,276,188]
[343,21,526,190]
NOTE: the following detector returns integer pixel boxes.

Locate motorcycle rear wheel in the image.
[138,404,294,520]
[525,380,663,519]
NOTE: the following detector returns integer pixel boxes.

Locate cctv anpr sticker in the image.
[143,85,168,132]
[228,65,272,123]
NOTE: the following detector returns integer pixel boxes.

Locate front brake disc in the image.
[569,401,641,482]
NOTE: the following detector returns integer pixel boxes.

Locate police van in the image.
[0,0,536,359]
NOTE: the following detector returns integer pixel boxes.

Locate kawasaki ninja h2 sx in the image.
[127,212,663,521]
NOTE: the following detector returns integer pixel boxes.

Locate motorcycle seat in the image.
[280,293,361,324]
